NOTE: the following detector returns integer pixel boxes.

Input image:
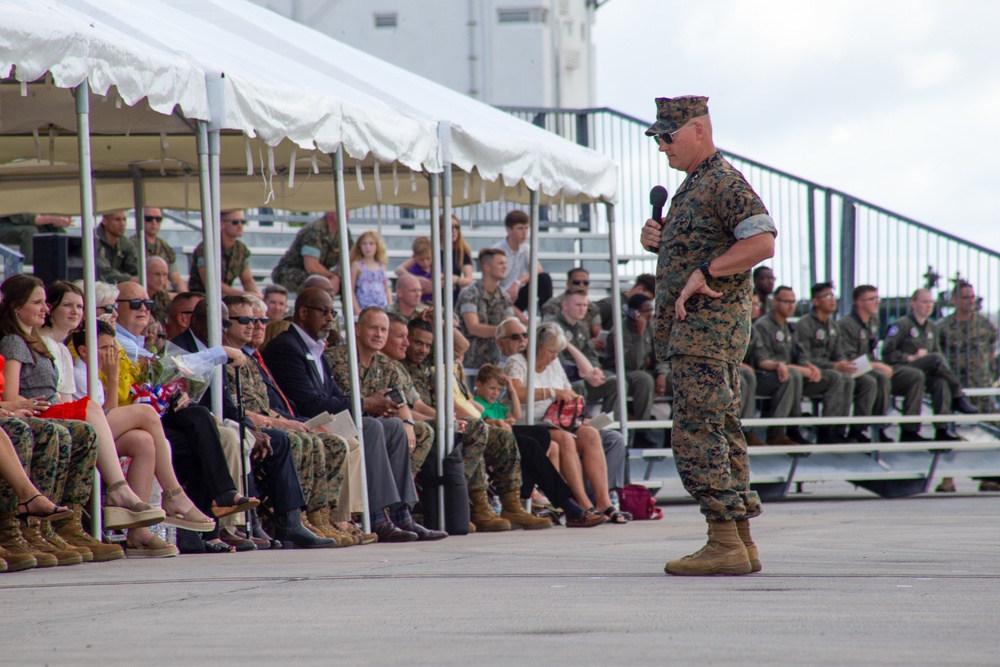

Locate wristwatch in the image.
[697,260,713,279]
[403,419,415,426]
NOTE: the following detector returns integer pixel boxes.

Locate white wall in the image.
[252,0,596,108]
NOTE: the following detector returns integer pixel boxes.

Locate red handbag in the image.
[542,396,587,431]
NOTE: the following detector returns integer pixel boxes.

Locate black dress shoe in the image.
[953,396,979,414]
[934,430,962,442]
[848,429,871,444]
[373,521,418,543]
[898,430,930,442]
[786,427,812,445]
[275,509,337,549]
[402,521,447,541]
[220,527,257,552]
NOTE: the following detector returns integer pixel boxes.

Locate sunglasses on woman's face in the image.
[99,303,119,314]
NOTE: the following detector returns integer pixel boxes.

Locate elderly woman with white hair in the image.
[503,322,628,524]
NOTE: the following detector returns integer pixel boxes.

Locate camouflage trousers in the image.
[461,419,522,495]
[0,417,61,514]
[48,419,99,506]
[271,265,311,295]
[284,429,348,513]
[410,421,434,476]
[670,355,761,523]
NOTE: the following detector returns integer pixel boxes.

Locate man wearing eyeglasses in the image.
[166,292,204,340]
[640,96,776,576]
[837,285,926,443]
[96,210,140,284]
[189,210,262,298]
[136,207,187,292]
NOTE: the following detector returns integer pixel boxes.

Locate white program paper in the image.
[851,354,872,378]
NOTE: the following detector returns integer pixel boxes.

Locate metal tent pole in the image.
[75,82,102,538]
[525,190,540,424]
[130,166,147,290]
[205,73,225,417]
[428,173,446,528]
[332,146,371,532]
[607,203,629,444]
[440,125,455,455]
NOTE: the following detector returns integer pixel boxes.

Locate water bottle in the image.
[489,493,503,516]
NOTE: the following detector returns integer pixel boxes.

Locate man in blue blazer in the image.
[262,288,422,542]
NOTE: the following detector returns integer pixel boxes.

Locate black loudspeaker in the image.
[32,234,83,284]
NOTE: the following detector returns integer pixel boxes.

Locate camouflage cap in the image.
[644,96,710,136]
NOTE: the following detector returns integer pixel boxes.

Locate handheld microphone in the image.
[646,185,668,252]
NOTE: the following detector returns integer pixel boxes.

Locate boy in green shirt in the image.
[473,364,521,424]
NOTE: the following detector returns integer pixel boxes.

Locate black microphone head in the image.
[650,185,668,207]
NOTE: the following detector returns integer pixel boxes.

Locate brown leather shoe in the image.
[743,431,766,447]
[765,435,798,446]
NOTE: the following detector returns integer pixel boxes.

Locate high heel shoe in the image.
[103,480,166,530]
[15,494,72,522]
[160,487,216,532]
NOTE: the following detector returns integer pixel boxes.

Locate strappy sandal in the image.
[602,506,630,524]
[16,494,73,522]
[104,480,166,530]
[210,489,260,518]
[160,487,217,532]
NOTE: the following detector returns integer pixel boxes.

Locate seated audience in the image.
[188,209,262,298]
[271,211,350,296]
[165,291,203,340]
[386,273,427,323]
[263,284,289,323]
[753,266,775,318]
[96,210,139,284]
[504,323,628,525]
[135,207,186,292]
[457,248,515,370]
[145,256,172,327]
[541,267,602,341]
[595,273,655,331]
[350,231,393,314]
[750,286,848,444]
[492,210,553,319]
[261,287,423,543]
[0,213,72,264]
[837,285,926,442]
[882,288,977,444]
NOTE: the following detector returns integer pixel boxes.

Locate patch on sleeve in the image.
[886,325,899,338]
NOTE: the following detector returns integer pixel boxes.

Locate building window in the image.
[498,7,547,24]
[374,13,398,29]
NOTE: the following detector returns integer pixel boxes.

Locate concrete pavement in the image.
[2,492,997,666]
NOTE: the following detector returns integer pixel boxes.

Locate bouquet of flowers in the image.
[130,343,216,414]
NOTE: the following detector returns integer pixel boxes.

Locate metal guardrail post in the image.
[824,188,834,282]
[840,199,857,313]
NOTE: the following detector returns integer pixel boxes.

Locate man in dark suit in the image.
[176,299,335,549]
[262,288,421,543]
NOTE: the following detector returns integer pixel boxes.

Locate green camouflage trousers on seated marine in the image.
[461,419,522,495]
[670,355,761,523]
[285,430,349,513]
[410,421,434,476]
[0,417,62,514]
[45,419,98,507]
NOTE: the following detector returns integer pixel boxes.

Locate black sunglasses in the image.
[116,299,154,311]
[226,219,246,226]
[99,303,119,314]
[304,305,335,317]
[229,316,269,325]
[143,216,163,223]
[571,279,590,287]
[505,333,527,341]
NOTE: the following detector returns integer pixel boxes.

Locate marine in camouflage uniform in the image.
[837,305,926,438]
[226,355,348,514]
[141,235,177,271]
[96,222,140,284]
[939,305,998,414]
[401,357,522,495]
[45,419,98,507]
[0,214,67,263]
[326,345,434,473]
[188,238,252,294]
[648,107,774,524]
[150,288,172,327]
[456,279,514,369]
[271,217,352,294]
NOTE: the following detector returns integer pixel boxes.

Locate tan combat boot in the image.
[469,491,511,532]
[0,539,39,573]
[0,514,51,568]
[305,510,352,547]
[52,505,124,562]
[500,491,553,530]
[736,520,761,573]
[19,517,83,566]
[664,520,752,576]
[41,521,93,563]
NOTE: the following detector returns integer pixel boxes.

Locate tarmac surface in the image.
[2,488,998,666]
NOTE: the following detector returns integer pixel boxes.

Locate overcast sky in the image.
[593,0,1000,253]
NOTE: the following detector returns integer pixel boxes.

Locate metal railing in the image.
[500,106,1000,388]
[0,243,24,279]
